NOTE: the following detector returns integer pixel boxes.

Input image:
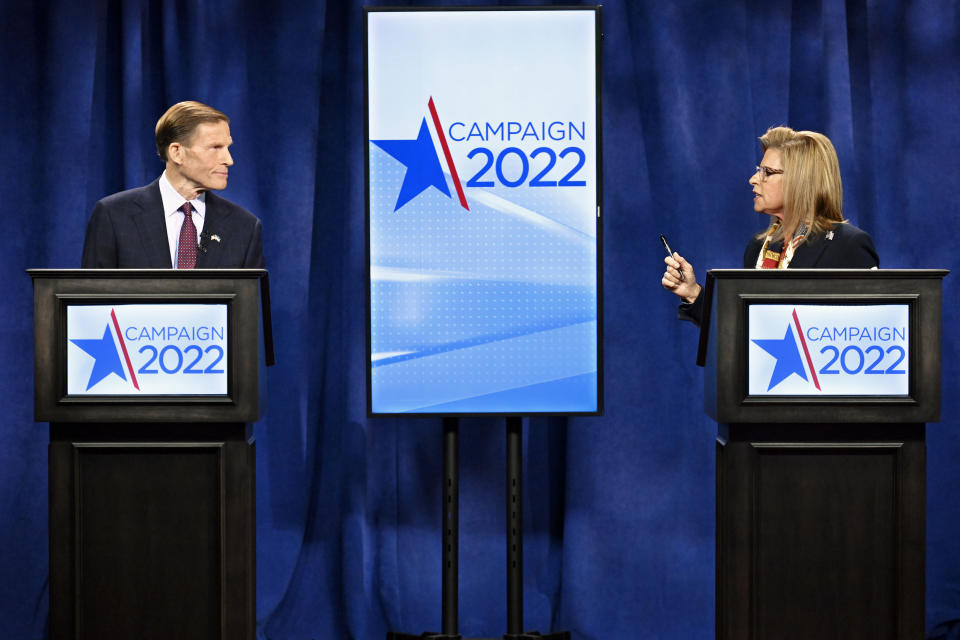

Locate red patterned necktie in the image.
[177,203,198,269]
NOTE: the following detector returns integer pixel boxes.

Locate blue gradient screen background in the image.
[366,10,600,414]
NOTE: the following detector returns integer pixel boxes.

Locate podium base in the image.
[717,422,925,639]
[49,422,256,640]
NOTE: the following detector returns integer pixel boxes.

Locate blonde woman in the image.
[662,126,878,324]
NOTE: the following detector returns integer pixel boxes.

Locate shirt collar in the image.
[159,171,206,220]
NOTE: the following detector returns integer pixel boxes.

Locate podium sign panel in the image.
[67,303,228,395]
[699,269,944,424]
[32,269,264,423]
[747,303,909,396]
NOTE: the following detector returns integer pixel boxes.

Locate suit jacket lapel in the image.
[196,193,229,268]
[136,180,174,268]
[789,233,830,268]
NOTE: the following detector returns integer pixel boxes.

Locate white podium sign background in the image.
[67,304,228,395]
[747,304,909,396]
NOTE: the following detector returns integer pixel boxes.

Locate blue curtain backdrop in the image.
[2,0,958,638]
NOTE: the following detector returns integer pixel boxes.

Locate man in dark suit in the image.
[82,101,265,269]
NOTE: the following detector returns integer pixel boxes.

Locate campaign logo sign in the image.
[370,94,592,214]
[366,10,599,413]
[371,97,470,212]
[748,304,909,396]
[67,304,228,395]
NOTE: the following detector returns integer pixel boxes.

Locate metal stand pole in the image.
[442,417,459,637]
[505,417,524,638]
[503,417,569,640]
[387,418,462,640]
[388,417,567,640]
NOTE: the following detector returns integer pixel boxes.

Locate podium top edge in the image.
[707,268,949,279]
[27,268,268,279]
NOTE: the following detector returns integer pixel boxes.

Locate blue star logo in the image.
[752,324,808,391]
[372,117,451,211]
[70,325,126,390]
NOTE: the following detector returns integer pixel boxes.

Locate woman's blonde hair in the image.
[757,126,845,244]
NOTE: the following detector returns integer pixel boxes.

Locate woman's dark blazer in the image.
[678,222,879,326]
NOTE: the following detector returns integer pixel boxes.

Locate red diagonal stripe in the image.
[427,96,469,211]
[792,309,820,391]
[111,308,140,390]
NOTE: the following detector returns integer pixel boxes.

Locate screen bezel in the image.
[363,6,604,417]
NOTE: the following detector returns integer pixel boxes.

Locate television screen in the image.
[366,8,601,415]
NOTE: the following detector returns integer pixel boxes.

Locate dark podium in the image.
[30,269,269,640]
[699,269,947,640]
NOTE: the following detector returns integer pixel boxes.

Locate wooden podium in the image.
[30,269,269,640]
[699,269,947,640]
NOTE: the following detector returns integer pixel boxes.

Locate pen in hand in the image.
[660,234,684,281]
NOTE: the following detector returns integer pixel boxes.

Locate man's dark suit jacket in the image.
[678,222,879,325]
[81,178,265,268]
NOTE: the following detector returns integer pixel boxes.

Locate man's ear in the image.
[167,142,183,165]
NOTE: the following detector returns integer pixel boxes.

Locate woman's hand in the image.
[662,252,701,303]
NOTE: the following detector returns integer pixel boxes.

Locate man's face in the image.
[172,120,233,193]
